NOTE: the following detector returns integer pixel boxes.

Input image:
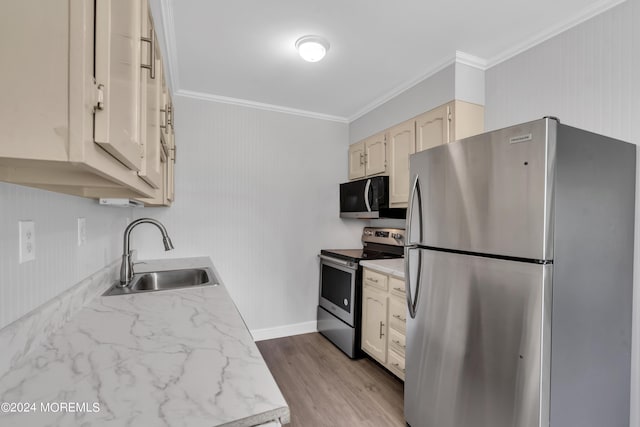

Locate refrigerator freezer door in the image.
[407,118,555,261]
[405,249,551,427]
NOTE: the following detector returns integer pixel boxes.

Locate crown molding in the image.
[175,89,349,123]
[159,0,180,93]
[486,0,627,68]
[347,54,457,123]
[347,50,488,122]
[455,51,488,70]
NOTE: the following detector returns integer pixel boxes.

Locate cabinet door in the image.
[348,141,365,180]
[416,104,450,152]
[362,286,388,364]
[364,132,387,176]
[388,120,415,206]
[167,127,176,203]
[94,0,143,172]
[138,4,162,189]
[450,100,485,142]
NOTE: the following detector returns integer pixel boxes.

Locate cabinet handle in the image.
[392,314,406,322]
[141,28,156,79]
[391,362,406,373]
[392,339,406,349]
[368,278,379,283]
[393,287,404,292]
[379,321,385,339]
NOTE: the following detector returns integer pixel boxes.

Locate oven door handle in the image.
[318,254,358,270]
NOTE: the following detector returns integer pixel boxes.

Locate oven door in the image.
[318,255,357,326]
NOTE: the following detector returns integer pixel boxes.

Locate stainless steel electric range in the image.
[317,227,405,358]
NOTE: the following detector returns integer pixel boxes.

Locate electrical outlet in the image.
[19,220,35,263]
[77,217,86,246]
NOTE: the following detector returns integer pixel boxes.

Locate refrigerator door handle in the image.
[406,174,423,245]
[405,174,423,319]
[404,245,422,318]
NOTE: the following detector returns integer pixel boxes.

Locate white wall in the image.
[455,62,485,106]
[349,64,455,143]
[484,1,640,424]
[132,95,362,332]
[0,183,131,329]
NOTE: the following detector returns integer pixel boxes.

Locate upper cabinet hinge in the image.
[93,79,105,112]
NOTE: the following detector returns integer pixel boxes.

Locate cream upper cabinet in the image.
[364,132,387,176]
[348,132,388,181]
[94,0,143,172]
[137,44,176,207]
[415,101,484,152]
[361,285,388,364]
[388,120,415,206]
[416,104,449,152]
[449,100,485,142]
[138,1,163,189]
[0,0,175,203]
[348,141,366,180]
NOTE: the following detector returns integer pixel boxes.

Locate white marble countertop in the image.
[360,258,405,278]
[0,257,289,427]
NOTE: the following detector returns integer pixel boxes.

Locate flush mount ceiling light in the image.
[295,35,330,62]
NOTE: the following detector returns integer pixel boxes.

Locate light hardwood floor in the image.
[256,332,405,427]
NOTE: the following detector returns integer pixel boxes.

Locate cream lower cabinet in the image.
[362,286,388,363]
[0,0,174,204]
[362,268,407,381]
[348,132,388,180]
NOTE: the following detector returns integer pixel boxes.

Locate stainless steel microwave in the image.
[339,176,405,219]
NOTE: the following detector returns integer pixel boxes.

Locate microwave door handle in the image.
[364,179,372,212]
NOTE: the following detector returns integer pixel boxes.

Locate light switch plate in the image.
[77,217,86,246]
[19,220,35,263]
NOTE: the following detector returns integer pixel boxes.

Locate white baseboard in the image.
[251,320,318,342]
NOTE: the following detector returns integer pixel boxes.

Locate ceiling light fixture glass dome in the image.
[295,35,330,62]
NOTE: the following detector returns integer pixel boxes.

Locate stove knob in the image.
[391,233,403,240]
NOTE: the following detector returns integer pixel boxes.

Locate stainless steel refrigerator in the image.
[404,117,635,427]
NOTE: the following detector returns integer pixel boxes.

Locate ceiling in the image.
[153,0,624,122]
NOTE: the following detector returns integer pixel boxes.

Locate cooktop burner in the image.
[320,227,406,263]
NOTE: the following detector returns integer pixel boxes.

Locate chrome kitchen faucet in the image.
[119,218,174,287]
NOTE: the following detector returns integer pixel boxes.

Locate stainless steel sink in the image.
[103,267,218,296]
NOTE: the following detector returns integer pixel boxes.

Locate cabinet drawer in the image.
[363,268,388,291]
[389,276,405,298]
[389,297,407,333]
[388,348,405,380]
[388,327,406,357]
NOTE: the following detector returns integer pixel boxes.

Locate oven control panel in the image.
[362,227,405,246]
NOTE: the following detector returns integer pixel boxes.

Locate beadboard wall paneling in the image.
[0,183,132,329]
[485,1,640,425]
[485,1,636,140]
[132,96,362,331]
